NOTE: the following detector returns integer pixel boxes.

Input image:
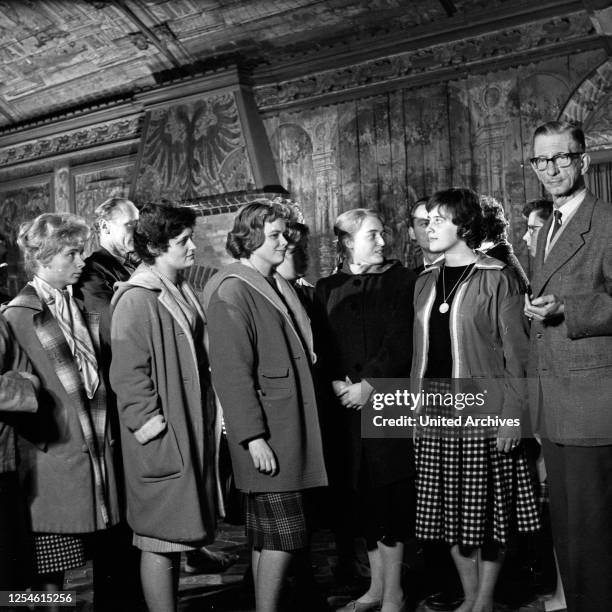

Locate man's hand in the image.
[248,438,278,475]
[524,293,564,321]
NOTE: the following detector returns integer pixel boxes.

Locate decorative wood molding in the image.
[0,115,142,168]
[254,13,597,111]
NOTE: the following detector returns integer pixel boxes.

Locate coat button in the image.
[536,333,543,339]
[82,444,88,453]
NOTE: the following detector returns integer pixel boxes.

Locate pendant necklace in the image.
[439,264,473,314]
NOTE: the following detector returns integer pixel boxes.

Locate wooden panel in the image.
[72,156,135,222]
[356,98,378,208]
[448,79,474,189]
[337,101,361,212]
[0,174,53,295]
[421,83,451,195]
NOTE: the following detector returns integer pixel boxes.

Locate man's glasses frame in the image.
[529,152,584,172]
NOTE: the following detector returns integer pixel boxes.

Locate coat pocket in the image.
[259,367,292,399]
[140,424,184,482]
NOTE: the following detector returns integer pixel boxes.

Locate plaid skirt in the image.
[246,491,308,551]
[33,533,86,575]
[415,435,540,549]
[415,383,540,549]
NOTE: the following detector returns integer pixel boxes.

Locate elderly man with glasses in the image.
[524,120,612,612]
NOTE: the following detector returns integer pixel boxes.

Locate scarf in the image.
[31,276,99,400]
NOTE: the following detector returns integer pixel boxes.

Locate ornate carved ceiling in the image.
[0,0,608,129]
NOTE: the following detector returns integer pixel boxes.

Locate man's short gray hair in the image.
[93,197,134,232]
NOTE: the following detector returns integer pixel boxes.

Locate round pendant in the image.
[439,302,450,314]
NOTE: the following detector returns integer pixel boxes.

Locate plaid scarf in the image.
[31,277,100,400]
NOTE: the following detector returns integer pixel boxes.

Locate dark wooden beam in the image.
[439,0,457,17]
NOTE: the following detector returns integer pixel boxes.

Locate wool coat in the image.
[110,266,218,543]
[0,315,38,474]
[203,263,328,494]
[314,261,416,489]
[528,191,612,444]
[2,285,120,533]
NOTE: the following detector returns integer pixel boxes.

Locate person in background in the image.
[110,203,219,612]
[521,199,552,260]
[74,197,139,351]
[3,213,121,610]
[316,208,416,612]
[204,201,328,612]
[413,188,539,612]
[408,197,439,273]
[479,195,529,294]
[519,196,564,612]
[276,221,314,312]
[0,315,39,590]
[524,120,612,612]
[73,196,142,609]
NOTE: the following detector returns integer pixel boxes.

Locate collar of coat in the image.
[111,264,205,370]
[416,251,505,277]
[337,258,401,276]
[532,190,598,297]
[202,261,315,363]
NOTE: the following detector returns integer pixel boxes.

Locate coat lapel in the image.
[533,193,596,296]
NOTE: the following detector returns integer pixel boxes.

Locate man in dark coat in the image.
[524,120,612,612]
[74,197,139,359]
[73,197,142,610]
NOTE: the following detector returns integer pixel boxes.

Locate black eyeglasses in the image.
[529,152,584,171]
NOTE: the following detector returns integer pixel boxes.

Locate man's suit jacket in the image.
[528,191,612,444]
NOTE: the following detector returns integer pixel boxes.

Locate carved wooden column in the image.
[54,165,71,212]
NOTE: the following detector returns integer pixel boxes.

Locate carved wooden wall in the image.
[264,48,607,277]
[1,47,612,286]
[0,175,53,295]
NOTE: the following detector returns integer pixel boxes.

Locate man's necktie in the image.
[550,209,563,242]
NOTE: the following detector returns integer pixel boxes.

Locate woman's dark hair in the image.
[480,195,508,243]
[226,200,289,259]
[426,188,485,250]
[284,221,310,251]
[134,202,197,265]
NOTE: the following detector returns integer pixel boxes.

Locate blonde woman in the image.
[315,209,416,612]
[3,213,120,604]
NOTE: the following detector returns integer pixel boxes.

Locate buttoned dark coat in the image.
[314,261,416,489]
[2,285,120,533]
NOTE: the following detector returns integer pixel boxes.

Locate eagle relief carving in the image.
[135,92,253,201]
